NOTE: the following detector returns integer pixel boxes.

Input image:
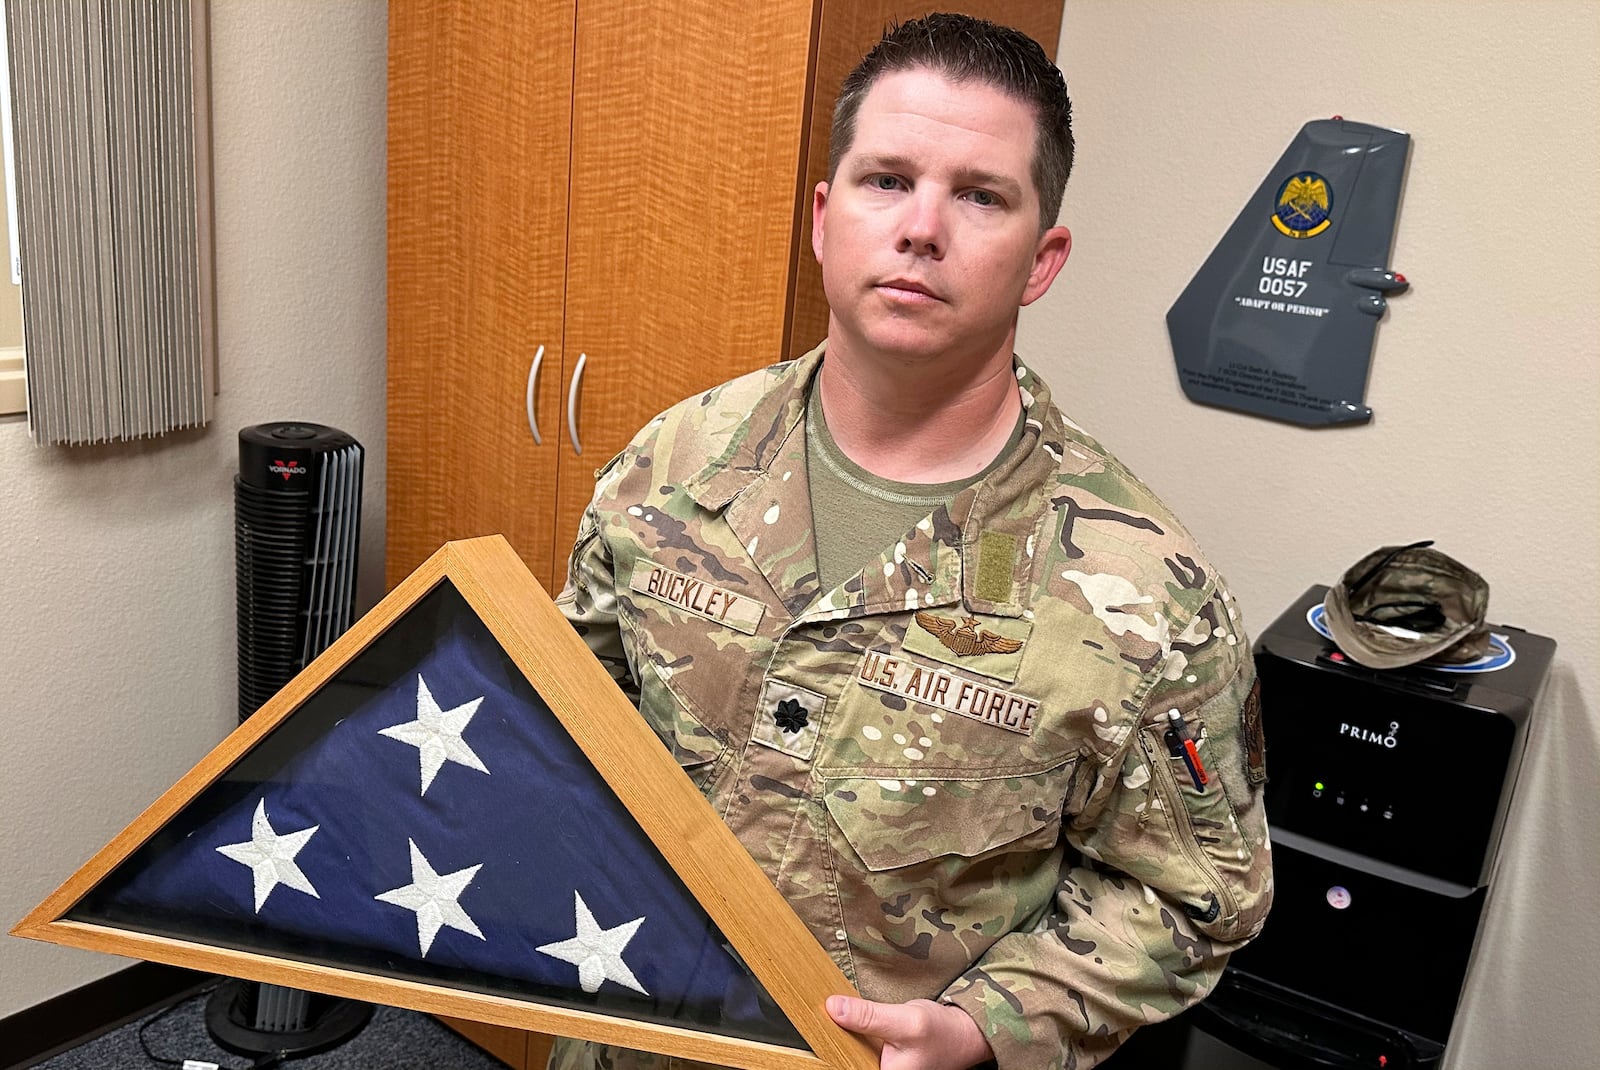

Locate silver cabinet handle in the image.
[525,344,545,444]
[567,351,587,454]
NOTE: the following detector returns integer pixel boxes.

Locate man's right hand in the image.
[826,995,995,1070]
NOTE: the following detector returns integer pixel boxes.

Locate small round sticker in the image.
[1326,885,1352,910]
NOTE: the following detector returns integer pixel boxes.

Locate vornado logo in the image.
[1338,720,1400,749]
[268,458,308,481]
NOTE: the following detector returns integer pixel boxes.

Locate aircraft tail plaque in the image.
[1168,118,1411,426]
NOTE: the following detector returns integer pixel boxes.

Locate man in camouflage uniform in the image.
[552,14,1271,1070]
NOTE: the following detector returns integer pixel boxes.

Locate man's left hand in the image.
[826,995,995,1070]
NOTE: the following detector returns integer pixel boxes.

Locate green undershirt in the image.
[806,382,1024,593]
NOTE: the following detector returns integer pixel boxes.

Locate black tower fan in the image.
[214,422,372,1059]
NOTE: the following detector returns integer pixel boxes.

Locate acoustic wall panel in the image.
[3,0,215,445]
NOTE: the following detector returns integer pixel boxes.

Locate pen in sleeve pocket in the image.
[1165,708,1209,791]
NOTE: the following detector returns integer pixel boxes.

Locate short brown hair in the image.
[828,13,1075,231]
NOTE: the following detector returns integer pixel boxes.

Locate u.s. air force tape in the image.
[857,650,1038,735]
[629,562,765,635]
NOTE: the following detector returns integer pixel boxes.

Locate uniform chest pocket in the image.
[816,763,1077,1002]
[822,762,1075,871]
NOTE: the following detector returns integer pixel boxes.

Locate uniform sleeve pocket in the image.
[1137,677,1271,941]
[822,763,1074,872]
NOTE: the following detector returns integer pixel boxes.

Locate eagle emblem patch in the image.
[1271,171,1334,238]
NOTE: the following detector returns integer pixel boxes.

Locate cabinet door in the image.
[388,0,577,591]
[550,0,820,570]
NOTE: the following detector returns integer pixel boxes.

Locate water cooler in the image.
[1107,584,1555,1069]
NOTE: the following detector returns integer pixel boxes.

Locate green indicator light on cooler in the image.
[1314,782,1325,791]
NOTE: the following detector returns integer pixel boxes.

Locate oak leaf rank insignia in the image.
[773,698,810,734]
[914,612,1023,657]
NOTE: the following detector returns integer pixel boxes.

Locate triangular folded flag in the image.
[13,536,878,1070]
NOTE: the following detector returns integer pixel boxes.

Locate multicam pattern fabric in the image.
[551,344,1272,1070]
[1323,541,1492,669]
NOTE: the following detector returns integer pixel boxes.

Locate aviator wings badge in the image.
[914,612,1023,657]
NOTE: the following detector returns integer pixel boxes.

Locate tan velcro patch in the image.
[856,651,1037,735]
[629,562,764,634]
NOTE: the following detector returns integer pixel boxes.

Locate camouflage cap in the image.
[1324,541,1491,670]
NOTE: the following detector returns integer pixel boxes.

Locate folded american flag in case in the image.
[81,584,788,1041]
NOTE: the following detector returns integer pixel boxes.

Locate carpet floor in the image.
[31,985,510,1070]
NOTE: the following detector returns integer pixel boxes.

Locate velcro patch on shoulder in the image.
[1243,678,1267,785]
[975,530,1017,604]
[629,562,764,634]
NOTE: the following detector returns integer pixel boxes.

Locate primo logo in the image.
[1339,720,1400,749]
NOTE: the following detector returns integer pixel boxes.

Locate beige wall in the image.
[0,1,386,1016]
[1026,2,1599,1067]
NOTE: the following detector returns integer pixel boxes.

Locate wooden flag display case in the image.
[12,536,878,1070]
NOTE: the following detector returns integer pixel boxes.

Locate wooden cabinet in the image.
[387,3,1061,1064]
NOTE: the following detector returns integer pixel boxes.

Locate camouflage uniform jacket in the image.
[553,345,1273,1070]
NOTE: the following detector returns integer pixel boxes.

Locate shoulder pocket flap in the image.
[823,764,1072,872]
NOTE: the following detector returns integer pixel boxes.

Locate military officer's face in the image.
[813,67,1070,370]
